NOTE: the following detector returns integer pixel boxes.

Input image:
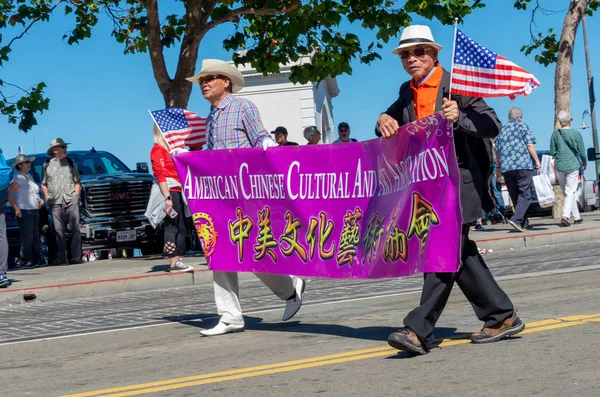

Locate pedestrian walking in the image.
[7,154,44,268]
[550,110,587,226]
[186,59,305,336]
[494,107,541,232]
[490,140,506,219]
[334,122,358,143]
[150,126,194,273]
[0,148,11,288]
[41,138,82,265]
[376,25,524,355]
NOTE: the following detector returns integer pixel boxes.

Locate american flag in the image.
[451,29,540,99]
[149,108,207,150]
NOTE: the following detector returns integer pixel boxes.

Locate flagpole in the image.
[448,17,459,100]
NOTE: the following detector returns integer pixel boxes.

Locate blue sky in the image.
[1,2,598,179]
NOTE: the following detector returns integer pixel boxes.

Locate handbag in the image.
[540,154,557,185]
[557,129,584,176]
[532,174,556,208]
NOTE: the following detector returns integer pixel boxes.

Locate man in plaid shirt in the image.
[204,88,271,149]
[186,59,306,336]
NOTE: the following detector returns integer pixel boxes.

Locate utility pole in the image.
[582,14,599,181]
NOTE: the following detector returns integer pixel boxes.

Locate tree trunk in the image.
[162,79,194,108]
[552,185,564,219]
[554,0,588,127]
[145,0,204,110]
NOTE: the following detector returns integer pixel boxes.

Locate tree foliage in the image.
[1,0,485,132]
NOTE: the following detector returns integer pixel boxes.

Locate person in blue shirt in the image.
[0,147,11,288]
[494,107,541,232]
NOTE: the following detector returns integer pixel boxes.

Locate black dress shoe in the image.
[68,258,83,265]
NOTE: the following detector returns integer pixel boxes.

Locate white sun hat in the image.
[392,25,443,55]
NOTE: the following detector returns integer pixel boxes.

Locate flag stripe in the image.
[452,67,537,83]
[450,83,532,97]
[169,135,207,145]
[451,76,536,91]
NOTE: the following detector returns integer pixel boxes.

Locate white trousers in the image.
[213,271,297,326]
[557,170,581,220]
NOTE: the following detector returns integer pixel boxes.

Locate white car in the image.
[501,177,596,214]
[500,151,597,215]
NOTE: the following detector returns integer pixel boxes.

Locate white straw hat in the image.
[392,25,443,55]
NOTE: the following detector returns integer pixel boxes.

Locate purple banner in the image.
[173,112,462,278]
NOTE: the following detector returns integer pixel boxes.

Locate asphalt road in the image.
[1,241,600,397]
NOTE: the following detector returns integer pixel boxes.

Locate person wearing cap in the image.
[186,59,306,336]
[42,138,82,265]
[271,126,298,146]
[8,154,45,268]
[334,122,357,144]
[303,126,321,145]
[377,25,523,355]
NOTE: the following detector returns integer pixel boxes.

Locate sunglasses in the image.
[199,75,223,85]
[399,47,429,60]
[339,128,349,132]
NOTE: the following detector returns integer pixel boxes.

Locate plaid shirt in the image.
[206,94,270,150]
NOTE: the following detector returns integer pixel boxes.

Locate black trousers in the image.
[503,169,534,228]
[17,209,40,265]
[163,191,187,258]
[403,224,514,350]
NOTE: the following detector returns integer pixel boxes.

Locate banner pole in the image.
[448,17,459,100]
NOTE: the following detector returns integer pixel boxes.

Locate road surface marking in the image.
[61,313,600,397]
[5,265,600,346]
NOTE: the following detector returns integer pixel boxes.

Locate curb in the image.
[0,269,212,306]
[2,224,600,306]
[474,226,600,250]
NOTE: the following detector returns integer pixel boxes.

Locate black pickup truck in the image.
[6,148,162,263]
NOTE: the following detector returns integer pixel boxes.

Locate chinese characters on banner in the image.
[173,113,462,279]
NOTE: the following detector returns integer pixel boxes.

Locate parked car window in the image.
[70,153,130,175]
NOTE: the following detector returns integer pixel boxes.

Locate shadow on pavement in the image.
[163,313,219,324]
[161,315,521,350]
[5,278,21,284]
[146,265,171,273]
[231,317,472,345]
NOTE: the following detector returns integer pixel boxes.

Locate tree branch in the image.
[204,0,301,32]
[200,1,217,25]
[144,0,171,92]
[6,0,65,49]
[529,0,540,42]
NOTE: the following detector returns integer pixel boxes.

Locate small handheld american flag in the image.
[450,29,540,99]
[149,108,207,150]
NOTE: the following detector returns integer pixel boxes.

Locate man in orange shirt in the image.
[377,25,524,355]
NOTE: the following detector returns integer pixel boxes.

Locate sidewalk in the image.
[2,211,599,306]
[470,211,600,251]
